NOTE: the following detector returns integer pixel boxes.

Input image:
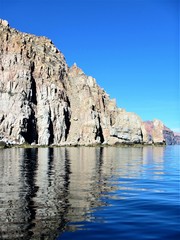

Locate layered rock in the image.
[0,20,178,146]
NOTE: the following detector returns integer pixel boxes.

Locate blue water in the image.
[0,146,179,239]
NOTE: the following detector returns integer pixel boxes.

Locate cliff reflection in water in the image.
[0,146,166,239]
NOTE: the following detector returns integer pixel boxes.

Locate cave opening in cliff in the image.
[95,116,105,143]
[20,115,38,144]
[48,118,54,145]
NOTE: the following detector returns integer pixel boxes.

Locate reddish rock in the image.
[142,120,175,145]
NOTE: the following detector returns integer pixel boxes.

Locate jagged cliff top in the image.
[0,18,64,57]
[0,19,9,27]
[0,19,178,146]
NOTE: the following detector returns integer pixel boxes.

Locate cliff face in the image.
[0,20,177,146]
[66,64,143,145]
[142,120,175,145]
[0,20,70,145]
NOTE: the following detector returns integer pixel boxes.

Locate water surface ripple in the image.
[0,146,179,239]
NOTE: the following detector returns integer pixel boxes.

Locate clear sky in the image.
[0,0,179,131]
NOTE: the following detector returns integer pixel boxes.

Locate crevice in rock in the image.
[140,130,144,143]
[29,62,37,105]
[30,75,37,105]
[62,96,71,141]
[66,95,71,108]
[20,110,38,144]
[0,114,5,124]
[92,105,95,111]
[48,117,54,145]
[95,115,104,143]
[64,108,71,141]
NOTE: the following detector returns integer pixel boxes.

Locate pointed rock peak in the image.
[71,62,80,70]
[0,19,9,27]
[153,119,164,127]
[69,62,84,76]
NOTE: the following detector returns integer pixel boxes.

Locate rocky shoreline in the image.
[0,19,179,147]
[0,140,167,149]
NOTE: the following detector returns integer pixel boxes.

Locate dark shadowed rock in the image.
[174,133,180,145]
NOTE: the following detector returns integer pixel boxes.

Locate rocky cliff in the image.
[142,120,176,145]
[0,19,178,146]
[174,133,180,145]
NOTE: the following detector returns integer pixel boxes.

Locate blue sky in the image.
[0,0,179,131]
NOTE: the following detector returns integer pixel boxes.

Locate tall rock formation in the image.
[66,64,143,145]
[0,20,177,146]
[0,19,70,145]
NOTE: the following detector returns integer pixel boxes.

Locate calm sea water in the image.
[0,146,179,240]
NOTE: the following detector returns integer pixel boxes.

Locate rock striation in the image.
[0,20,178,146]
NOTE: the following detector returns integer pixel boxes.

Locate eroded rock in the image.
[0,20,178,145]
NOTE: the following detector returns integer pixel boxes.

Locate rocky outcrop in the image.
[66,64,143,145]
[0,20,178,146]
[142,120,176,145]
[174,133,180,145]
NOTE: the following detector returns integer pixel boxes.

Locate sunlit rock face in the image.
[0,19,177,145]
[0,20,70,145]
[142,120,175,145]
[66,64,143,145]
